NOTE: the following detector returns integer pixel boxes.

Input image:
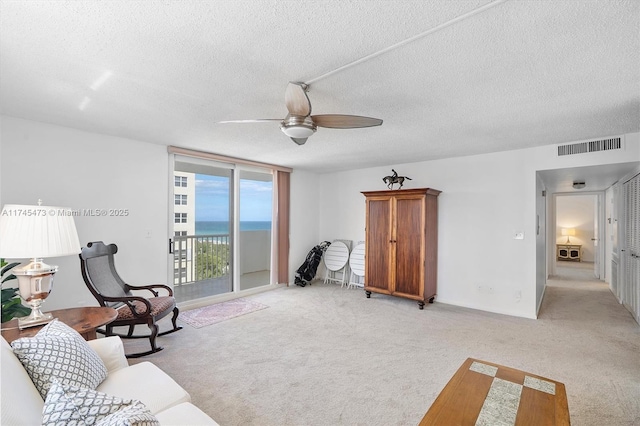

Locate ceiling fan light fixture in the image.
[281,124,316,138]
[280,115,317,139]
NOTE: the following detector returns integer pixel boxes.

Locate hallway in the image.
[539,260,639,424]
[551,260,600,282]
[542,261,631,323]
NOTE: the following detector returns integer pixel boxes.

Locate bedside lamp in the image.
[0,202,81,329]
[561,228,576,244]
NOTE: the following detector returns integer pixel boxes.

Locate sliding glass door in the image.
[171,155,274,303]
[173,159,233,303]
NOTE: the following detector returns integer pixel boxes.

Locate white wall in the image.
[0,127,2,206]
[288,169,320,283]
[318,133,640,319]
[1,116,169,310]
[605,186,615,290]
[319,150,536,318]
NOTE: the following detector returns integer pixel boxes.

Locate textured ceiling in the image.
[1,0,638,173]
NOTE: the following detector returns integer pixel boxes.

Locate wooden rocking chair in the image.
[79,241,182,358]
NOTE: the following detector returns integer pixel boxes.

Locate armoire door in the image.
[365,197,392,293]
[393,195,425,297]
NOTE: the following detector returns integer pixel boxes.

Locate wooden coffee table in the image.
[420,358,570,425]
[1,306,117,343]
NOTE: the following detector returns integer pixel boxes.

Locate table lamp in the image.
[561,228,576,244]
[0,202,81,329]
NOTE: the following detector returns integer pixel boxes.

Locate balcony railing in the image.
[173,234,230,286]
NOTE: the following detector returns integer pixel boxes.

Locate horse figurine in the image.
[382,169,412,189]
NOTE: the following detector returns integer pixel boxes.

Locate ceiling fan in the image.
[220,82,383,145]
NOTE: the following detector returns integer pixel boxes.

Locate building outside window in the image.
[173,171,195,285]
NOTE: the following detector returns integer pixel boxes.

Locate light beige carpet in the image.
[127,264,640,425]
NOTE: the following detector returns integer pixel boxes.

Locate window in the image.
[174,213,187,223]
[174,231,187,236]
[175,194,187,205]
[174,176,187,187]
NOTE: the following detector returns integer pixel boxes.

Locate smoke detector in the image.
[572,181,586,189]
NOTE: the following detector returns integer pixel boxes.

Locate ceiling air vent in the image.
[557,137,621,156]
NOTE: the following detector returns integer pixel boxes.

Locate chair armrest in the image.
[87,336,129,373]
[126,283,174,297]
[102,295,153,317]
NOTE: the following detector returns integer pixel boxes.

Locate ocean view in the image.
[195,221,271,235]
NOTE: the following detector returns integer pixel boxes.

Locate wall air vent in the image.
[557,137,622,156]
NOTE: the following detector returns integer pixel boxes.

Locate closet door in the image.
[624,173,640,322]
[394,195,425,298]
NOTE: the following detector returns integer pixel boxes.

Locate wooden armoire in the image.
[361,188,441,309]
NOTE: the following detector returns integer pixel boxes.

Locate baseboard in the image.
[435,298,537,320]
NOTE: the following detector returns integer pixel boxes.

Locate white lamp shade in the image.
[0,204,81,259]
[561,228,576,237]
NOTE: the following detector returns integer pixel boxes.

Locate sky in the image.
[195,174,273,222]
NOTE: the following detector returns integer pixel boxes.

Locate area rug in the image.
[179,298,269,329]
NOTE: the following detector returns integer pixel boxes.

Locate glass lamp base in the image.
[18,311,53,329]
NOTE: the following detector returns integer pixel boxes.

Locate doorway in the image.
[553,193,603,281]
[538,161,640,321]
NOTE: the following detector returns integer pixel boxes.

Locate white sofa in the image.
[1,335,219,425]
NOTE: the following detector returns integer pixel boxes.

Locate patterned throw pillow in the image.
[11,319,108,399]
[42,380,159,426]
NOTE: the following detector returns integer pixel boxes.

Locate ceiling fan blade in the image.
[312,114,383,129]
[218,119,281,124]
[285,82,311,117]
[290,137,308,145]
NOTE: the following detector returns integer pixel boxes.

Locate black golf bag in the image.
[294,241,331,287]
